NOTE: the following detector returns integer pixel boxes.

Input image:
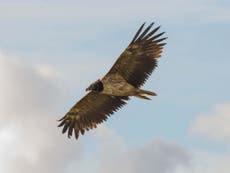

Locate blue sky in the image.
[0,1,230,173]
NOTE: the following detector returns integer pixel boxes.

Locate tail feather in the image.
[138,89,157,96]
[134,89,157,100]
[135,94,151,100]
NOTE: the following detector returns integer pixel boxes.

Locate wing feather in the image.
[105,22,167,88]
[58,92,129,140]
[131,22,146,43]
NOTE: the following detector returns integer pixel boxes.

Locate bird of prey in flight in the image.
[58,22,167,140]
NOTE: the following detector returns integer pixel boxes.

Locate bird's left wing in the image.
[58,92,129,140]
[104,22,167,88]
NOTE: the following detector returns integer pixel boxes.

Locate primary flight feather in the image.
[58,22,167,140]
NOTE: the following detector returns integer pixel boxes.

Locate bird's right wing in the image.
[58,92,129,140]
[105,22,167,88]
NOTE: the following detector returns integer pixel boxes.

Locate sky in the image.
[0,0,230,173]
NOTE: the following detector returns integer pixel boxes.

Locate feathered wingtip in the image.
[57,114,85,140]
[57,117,65,127]
[130,22,167,45]
[57,116,65,122]
[130,22,146,44]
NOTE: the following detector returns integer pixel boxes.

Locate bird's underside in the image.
[58,22,167,140]
[101,74,156,99]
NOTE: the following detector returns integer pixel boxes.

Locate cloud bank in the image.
[0,52,191,173]
[0,52,229,173]
[191,103,230,143]
[0,52,83,173]
[187,103,230,173]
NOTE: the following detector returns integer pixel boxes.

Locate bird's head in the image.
[86,79,104,92]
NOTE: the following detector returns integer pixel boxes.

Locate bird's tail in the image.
[134,89,157,100]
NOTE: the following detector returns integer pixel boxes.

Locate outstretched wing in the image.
[105,22,167,88]
[58,92,129,140]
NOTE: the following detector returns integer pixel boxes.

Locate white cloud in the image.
[172,150,230,173]
[91,125,190,173]
[74,123,230,173]
[92,104,230,173]
[0,52,84,173]
[93,125,126,163]
[185,103,230,173]
[35,64,58,79]
[98,139,190,173]
[190,103,230,143]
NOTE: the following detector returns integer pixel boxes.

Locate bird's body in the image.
[101,74,136,96]
[97,74,155,99]
[58,22,167,140]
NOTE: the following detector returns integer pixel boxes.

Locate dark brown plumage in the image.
[107,22,166,88]
[58,22,167,140]
[58,92,128,139]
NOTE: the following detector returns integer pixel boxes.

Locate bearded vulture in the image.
[58,22,167,140]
